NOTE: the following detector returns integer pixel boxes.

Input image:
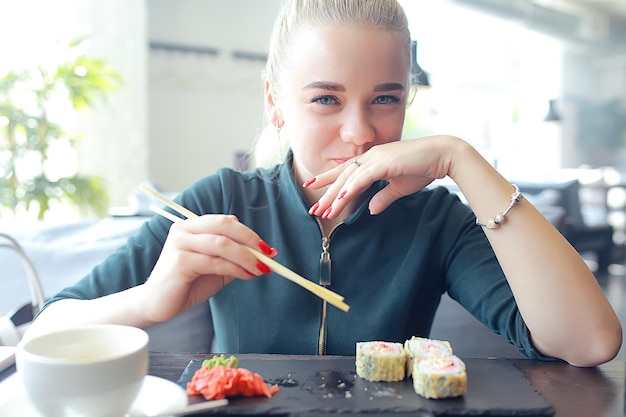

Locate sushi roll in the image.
[411,355,467,399]
[404,336,453,359]
[355,341,407,382]
[404,336,453,376]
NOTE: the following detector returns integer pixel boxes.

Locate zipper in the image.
[315,218,341,355]
[319,237,331,285]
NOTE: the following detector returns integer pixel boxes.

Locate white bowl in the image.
[16,324,149,417]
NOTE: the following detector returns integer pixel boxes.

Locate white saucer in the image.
[0,374,187,416]
[0,346,15,372]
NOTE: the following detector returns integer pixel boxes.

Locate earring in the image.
[276,120,284,164]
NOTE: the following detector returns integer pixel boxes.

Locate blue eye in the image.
[374,95,401,105]
[312,95,338,105]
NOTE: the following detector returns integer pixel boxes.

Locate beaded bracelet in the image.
[475,184,523,230]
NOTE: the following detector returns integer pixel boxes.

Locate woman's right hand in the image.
[25,214,276,340]
[139,214,275,324]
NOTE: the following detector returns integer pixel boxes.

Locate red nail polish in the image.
[322,206,332,219]
[303,177,316,188]
[258,240,273,256]
[269,247,278,258]
[257,260,271,275]
[308,202,319,215]
[338,190,347,199]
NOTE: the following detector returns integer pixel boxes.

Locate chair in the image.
[517,180,615,273]
[0,233,46,346]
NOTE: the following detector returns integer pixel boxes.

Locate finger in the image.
[157,238,262,282]
[182,214,253,245]
[308,178,347,218]
[369,178,434,215]
[314,160,382,219]
[307,161,361,217]
[368,185,405,215]
[302,164,345,190]
[192,233,273,277]
[164,223,270,279]
[180,214,278,258]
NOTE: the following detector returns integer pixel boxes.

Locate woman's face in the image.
[268,24,410,184]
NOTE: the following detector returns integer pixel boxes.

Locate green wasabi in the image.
[201,354,239,369]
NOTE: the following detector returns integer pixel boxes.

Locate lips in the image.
[333,156,359,165]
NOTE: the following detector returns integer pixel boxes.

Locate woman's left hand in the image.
[306,136,462,218]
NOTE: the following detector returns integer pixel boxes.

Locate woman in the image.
[26,0,621,367]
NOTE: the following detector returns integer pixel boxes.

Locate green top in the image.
[45,154,552,360]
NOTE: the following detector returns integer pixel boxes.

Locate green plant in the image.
[0,38,123,220]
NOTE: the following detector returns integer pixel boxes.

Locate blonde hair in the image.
[253,0,412,168]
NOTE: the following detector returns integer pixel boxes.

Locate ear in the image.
[264,79,284,128]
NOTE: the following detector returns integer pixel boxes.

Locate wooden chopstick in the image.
[142,185,197,219]
[149,204,184,224]
[142,184,350,312]
[241,247,345,303]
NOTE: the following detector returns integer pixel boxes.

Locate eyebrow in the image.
[374,82,405,92]
[303,81,405,92]
[303,81,344,91]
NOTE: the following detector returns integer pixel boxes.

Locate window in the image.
[401,1,562,178]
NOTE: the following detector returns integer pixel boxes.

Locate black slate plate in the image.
[178,357,554,416]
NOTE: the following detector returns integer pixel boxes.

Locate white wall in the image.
[147,0,282,192]
[75,0,149,207]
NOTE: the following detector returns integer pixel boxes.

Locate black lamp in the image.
[410,40,430,87]
[544,99,561,122]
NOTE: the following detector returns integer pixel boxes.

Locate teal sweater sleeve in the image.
[43,160,555,360]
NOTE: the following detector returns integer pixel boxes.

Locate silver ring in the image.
[352,159,361,167]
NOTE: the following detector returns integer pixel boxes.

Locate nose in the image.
[339,106,375,146]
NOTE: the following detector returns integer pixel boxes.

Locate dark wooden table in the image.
[149,352,626,417]
[2,352,624,416]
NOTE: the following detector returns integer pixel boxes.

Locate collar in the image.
[277,151,386,225]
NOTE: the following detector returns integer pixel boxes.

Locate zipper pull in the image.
[319,237,331,286]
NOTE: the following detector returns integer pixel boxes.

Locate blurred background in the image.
[0,0,625,222]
